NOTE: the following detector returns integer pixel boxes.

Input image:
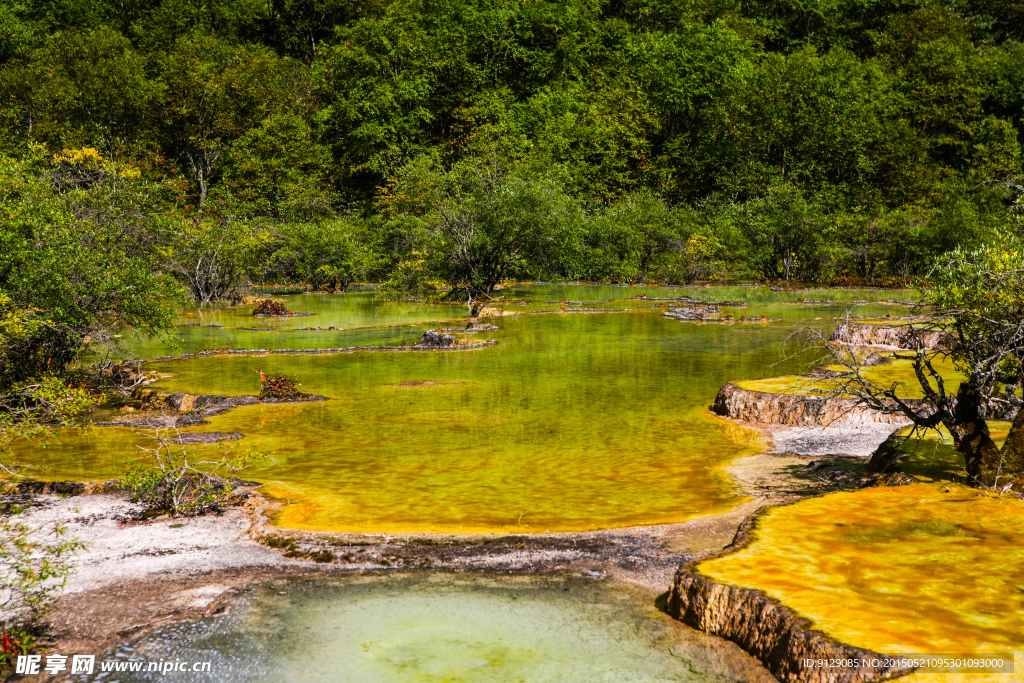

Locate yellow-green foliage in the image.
[698,483,1024,675]
[51,147,140,179]
[377,250,449,301]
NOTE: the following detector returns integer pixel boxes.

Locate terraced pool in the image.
[696,482,1024,683]
[14,285,914,532]
[88,574,762,683]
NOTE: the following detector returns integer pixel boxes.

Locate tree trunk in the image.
[197,167,207,209]
[946,384,1002,483]
[997,406,1024,477]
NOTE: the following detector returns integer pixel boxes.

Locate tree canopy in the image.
[0,0,1020,291]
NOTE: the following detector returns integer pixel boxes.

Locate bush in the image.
[377,251,447,301]
[252,299,293,316]
[1,627,37,674]
[1,510,83,674]
[270,219,382,292]
[658,234,726,284]
[121,430,270,516]
[255,371,308,400]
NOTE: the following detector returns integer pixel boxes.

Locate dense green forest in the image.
[1,0,1023,311]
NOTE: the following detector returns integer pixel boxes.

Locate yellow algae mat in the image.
[698,483,1024,682]
[734,356,966,398]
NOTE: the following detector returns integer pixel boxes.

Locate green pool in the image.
[15,285,914,532]
[87,574,758,683]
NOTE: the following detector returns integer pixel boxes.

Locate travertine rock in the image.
[667,565,911,683]
[830,323,950,351]
[712,383,916,427]
[415,329,461,347]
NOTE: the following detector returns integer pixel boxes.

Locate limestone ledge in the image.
[712,382,916,427]
[829,322,949,350]
[142,339,498,363]
[96,391,329,429]
[667,517,912,683]
[667,562,910,683]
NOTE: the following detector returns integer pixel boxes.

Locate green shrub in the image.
[0,512,83,673]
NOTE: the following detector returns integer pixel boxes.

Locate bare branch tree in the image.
[122,427,272,516]
[789,297,1024,491]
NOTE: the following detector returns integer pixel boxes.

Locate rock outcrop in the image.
[712,383,916,426]
[664,307,782,324]
[414,329,464,347]
[100,390,328,428]
[667,563,910,683]
[664,305,722,321]
[477,305,519,317]
[830,322,950,350]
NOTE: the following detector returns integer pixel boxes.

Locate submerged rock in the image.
[476,305,519,317]
[168,431,245,444]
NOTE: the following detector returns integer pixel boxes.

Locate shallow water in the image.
[128,284,912,357]
[17,285,914,532]
[895,424,1011,483]
[87,575,743,683]
[735,355,966,398]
